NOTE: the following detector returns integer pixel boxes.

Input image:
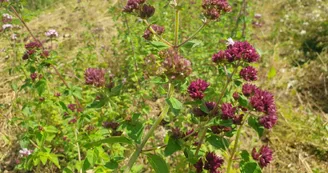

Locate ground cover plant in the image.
[0,0,327,172]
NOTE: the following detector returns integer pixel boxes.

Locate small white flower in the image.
[300,30,306,35]
[11,33,17,40]
[45,29,59,38]
[254,13,262,18]
[226,38,235,46]
[2,13,12,20]
[303,22,309,26]
[19,148,33,157]
[2,24,12,30]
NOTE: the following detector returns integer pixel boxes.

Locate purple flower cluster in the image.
[211,125,232,134]
[202,0,232,20]
[242,83,258,97]
[161,49,192,79]
[102,121,120,130]
[212,41,260,63]
[123,0,155,19]
[22,41,43,60]
[252,145,273,168]
[194,152,224,173]
[143,24,165,40]
[240,66,258,81]
[84,68,106,87]
[250,89,277,129]
[220,103,236,119]
[241,83,278,129]
[30,72,38,81]
[188,79,210,100]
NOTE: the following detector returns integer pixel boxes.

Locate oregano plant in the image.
[1,0,278,172]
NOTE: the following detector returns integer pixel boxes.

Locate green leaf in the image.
[110,84,122,96]
[48,153,60,168]
[35,80,46,96]
[164,137,182,156]
[166,97,183,110]
[238,95,249,107]
[84,136,133,148]
[166,97,183,115]
[88,97,108,108]
[44,126,58,133]
[83,149,97,170]
[182,40,204,49]
[150,41,170,50]
[206,135,229,150]
[248,116,264,137]
[105,160,119,169]
[240,151,261,173]
[267,67,276,79]
[40,153,48,165]
[147,154,169,173]
[125,122,144,144]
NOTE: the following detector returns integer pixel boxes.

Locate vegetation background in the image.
[0,0,327,172]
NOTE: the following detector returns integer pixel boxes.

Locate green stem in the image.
[124,83,173,172]
[178,22,207,47]
[226,115,249,173]
[143,20,173,47]
[74,128,82,173]
[174,3,180,46]
[194,123,207,156]
[124,104,170,173]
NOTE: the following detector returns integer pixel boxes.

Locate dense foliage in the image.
[0,0,283,172]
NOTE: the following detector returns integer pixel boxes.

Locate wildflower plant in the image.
[3,0,278,172]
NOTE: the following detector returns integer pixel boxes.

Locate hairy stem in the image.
[74,129,82,173]
[124,83,173,172]
[226,114,249,173]
[124,104,170,173]
[143,20,173,47]
[194,123,208,156]
[174,2,180,46]
[178,22,207,47]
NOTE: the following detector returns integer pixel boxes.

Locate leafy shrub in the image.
[1,0,279,172]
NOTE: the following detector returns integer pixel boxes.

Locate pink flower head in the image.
[204,152,224,173]
[240,66,258,81]
[221,103,236,119]
[84,68,106,87]
[194,159,204,173]
[242,83,258,97]
[45,29,58,38]
[212,50,226,63]
[252,146,273,168]
[225,41,260,62]
[2,13,12,23]
[250,89,276,115]
[188,79,210,100]
[19,148,33,157]
[140,4,155,19]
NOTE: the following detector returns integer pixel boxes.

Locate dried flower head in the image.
[188,79,210,100]
[202,0,232,20]
[143,24,165,40]
[161,49,192,79]
[140,4,155,19]
[84,68,106,87]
